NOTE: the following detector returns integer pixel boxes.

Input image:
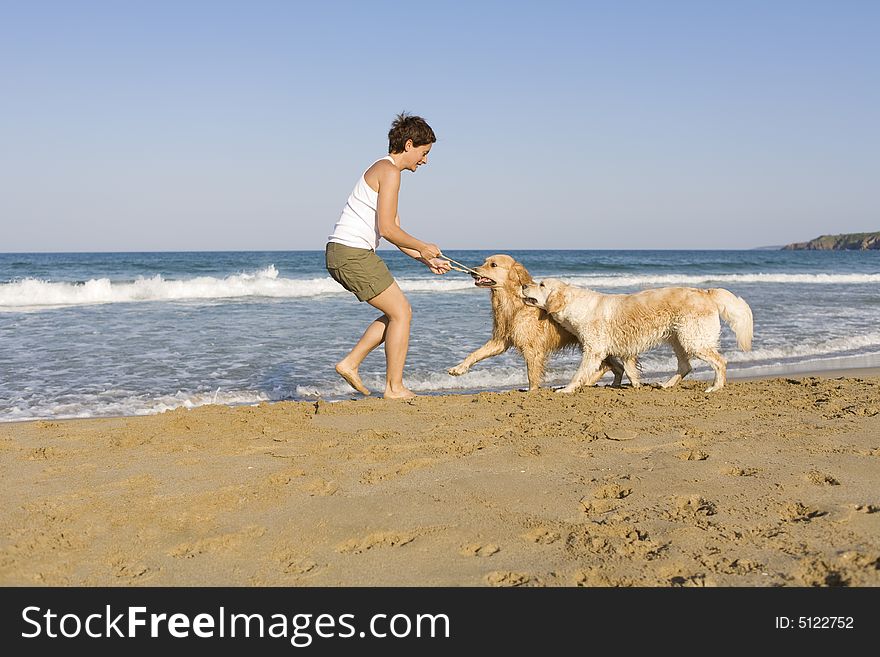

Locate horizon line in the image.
[0,246,793,255]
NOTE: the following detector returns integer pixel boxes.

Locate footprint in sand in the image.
[852,504,879,514]
[669,573,711,587]
[460,543,500,557]
[574,568,629,587]
[267,468,306,486]
[169,526,266,558]
[25,446,60,460]
[807,471,840,486]
[523,528,561,544]
[672,495,717,517]
[603,429,639,441]
[282,558,322,576]
[108,557,159,583]
[336,531,416,554]
[580,483,634,514]
[594,483,633,499]
[302,478,339,496]
[485,571,537,587]
[796,558,849,587]
[726,466,759,477]
[780,501,826,522]
[677,450,709,461]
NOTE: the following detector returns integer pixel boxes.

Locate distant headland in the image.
[782,231,880,250]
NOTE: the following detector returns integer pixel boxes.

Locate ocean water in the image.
[1,249,879,422]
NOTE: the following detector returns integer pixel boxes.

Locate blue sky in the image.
[1,0,877,251]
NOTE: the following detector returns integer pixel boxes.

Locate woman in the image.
[325,113,450,399]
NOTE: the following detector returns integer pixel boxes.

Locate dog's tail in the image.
[708,288,753,351]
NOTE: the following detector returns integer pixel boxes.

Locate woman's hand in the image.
[418,243,442,260]
[422,257,451,274]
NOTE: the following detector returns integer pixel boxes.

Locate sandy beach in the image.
[1,371,878,587]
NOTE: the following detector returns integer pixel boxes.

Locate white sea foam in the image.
[0,266,331,310]
[3,267,879,311]
[729,352,880,379]
[725,332,880,363]
[6,336,879,422]
[0,389,271,423]
[0,265,485,310]
[559,272,880,288]
[4,265,880,312]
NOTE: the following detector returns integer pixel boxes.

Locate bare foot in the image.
[383,387,417,400]
[335,362,370,395]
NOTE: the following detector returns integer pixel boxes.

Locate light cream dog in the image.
[521,278,753,393]
[448,255,624,390]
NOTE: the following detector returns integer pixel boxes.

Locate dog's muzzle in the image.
[472,272,496,287]
[521,285,539,306]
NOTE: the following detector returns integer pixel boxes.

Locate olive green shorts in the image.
[325,242,395,302]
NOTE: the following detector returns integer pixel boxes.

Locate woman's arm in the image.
[376,163,440,260]
[394,216,450,273]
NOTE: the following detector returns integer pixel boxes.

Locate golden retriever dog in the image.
[521,278,753,393]
[448,255,624,390]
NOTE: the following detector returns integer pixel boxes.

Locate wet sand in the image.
[1,372,878,586]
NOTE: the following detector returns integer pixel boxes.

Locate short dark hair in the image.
[388,112,436,153]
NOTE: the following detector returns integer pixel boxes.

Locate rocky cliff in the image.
[782,232,880,250]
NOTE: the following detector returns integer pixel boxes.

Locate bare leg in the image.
[335,316,390,395]
[448,339,508,376]
[696,348,727,392]
[365,283,415,399]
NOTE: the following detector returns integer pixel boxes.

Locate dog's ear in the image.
[510,262,533,287]
[545,288,567,314]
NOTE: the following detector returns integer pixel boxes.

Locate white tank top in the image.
[328,155,395,250]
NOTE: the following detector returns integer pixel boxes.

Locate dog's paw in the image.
[556,386,577,394]
[447,365,468,377]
